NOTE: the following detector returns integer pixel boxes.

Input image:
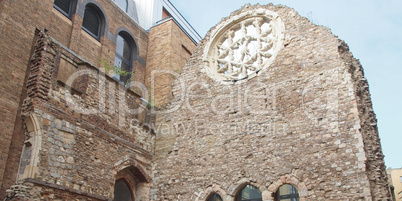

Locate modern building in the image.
[0,0,392,200]
[388,168,402,201]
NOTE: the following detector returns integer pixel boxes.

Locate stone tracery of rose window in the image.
[204,9,284,82]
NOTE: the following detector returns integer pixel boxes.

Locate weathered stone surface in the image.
[0,1,391,201]
[151,4,391,201]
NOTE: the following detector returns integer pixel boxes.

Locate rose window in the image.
[203,9,284,82]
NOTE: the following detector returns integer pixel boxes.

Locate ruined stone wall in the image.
[0,0,149,196]
[338,41,391,199]
[3,30,154,201]
[151,4,390,201]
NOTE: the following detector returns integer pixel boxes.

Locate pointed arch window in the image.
[207,193,223,201]
[274,184,299,201]
[114,33,134,86]
[235,185,262,201]
[54,0,74,18]
[114,0,128,12]
[113,179,134,201]
[82,4,103,40]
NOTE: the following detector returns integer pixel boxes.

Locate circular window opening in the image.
[203,8,284,82]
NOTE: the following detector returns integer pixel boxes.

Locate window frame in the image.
[275,184,299,201]
[114,33,134,87]
[207,193,223,201]
[235,185,262,201]
[82,5,103,40]
[53,0,74,19]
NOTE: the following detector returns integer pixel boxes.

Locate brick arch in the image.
[113,155,150,183]
[198,184,227,201]
[78,0,110,39]
[114,27,139,57]
[114,27,139,55]
[265,174,308,201]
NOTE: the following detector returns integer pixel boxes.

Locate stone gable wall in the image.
[151,4,390,201]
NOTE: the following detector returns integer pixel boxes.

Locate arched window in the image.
[114,0,128,12]
[274,184,299,201]
[82,4,103,40]
[207,193,223,201]
[114,33,134,86]
[235,185,262,201]
[54,0,74,18]
[113,179,134,201]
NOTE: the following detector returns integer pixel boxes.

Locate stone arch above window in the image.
[113,159,151,201]
[17,114,42,180]
[199,184,227,201]
[235,184,262,201]
[82,3,105,40]
[113,155,151,183]
[266,174,308,201]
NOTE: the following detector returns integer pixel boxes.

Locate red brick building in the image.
[0,0,198,200]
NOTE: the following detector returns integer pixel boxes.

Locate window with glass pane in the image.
[54,0,73,18]
[275,184,299,201]
[208,193,223,201]
[114,0,128,12]
[113,179,133,201]
[114,34,133,86]
[236,185,262,201]
[82,6,101,39]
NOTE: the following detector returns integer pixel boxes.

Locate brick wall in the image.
[3,31,154,200]
[145,19,197,106]
[0,0,149,197]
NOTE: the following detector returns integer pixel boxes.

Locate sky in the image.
[169,0,402,169]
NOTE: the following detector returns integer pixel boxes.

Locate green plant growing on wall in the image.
[99,57,135,88]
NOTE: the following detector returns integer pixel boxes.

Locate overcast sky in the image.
[169,0,402,169]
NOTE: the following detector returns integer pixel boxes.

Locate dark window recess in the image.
[114,34,133,87]
[82,7,101,39]
[235,185,262,201]
[54,0,73,18]
[182,44,192,56]
[208,193,223,201]
[274,184,299,201]
[113,179,133,201]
